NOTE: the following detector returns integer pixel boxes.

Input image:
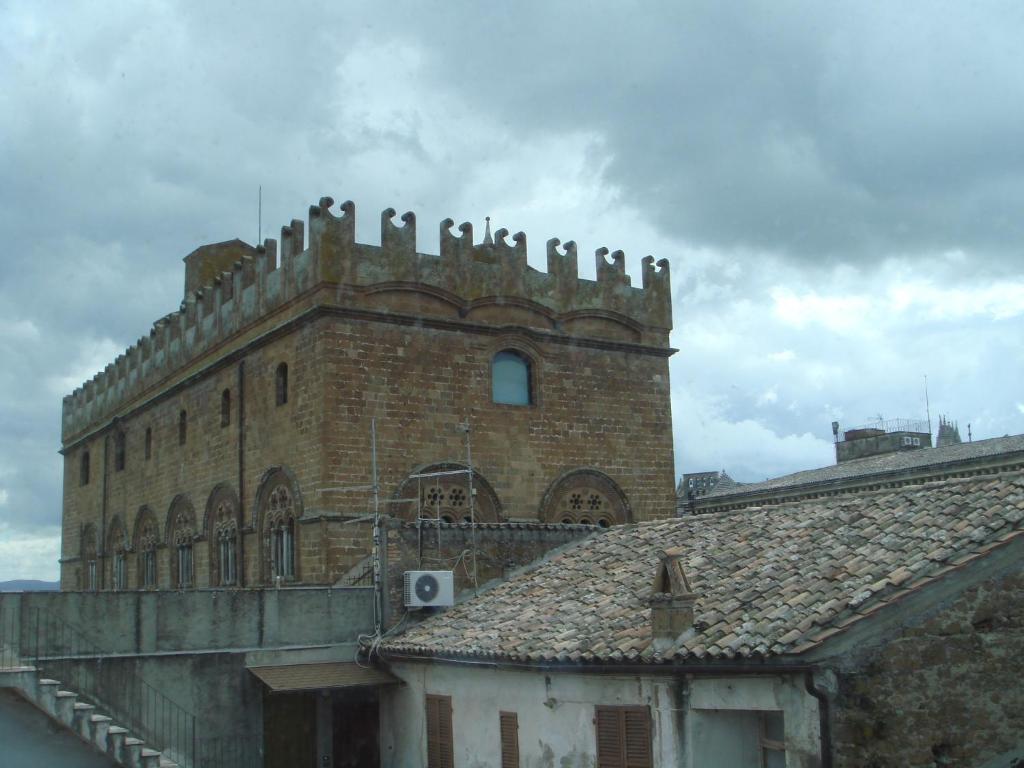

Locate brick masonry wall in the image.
[61,307,675,590]
[61,320,327,590]
[318,316,675,524]
[831,566,1024,767]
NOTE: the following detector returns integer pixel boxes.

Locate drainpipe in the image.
[237,360,246,587]
[804,669,833,768]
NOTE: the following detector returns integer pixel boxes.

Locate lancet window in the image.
[107,518,129,590]
[169,503,197,589]
[266,483,296,581]
[137,516,159,589]
[81,523,98,591]
[211,498,239,587]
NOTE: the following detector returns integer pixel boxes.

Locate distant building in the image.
[676,470,734,497]
[936,414,963,447]
[691,433,1024,515]
[832,417,932,463]
[676,470,736,515]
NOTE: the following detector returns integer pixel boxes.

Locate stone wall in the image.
[831,566,1024,767]
[61,317,330,590]
[317,316,675,524]
[60,303,674,591]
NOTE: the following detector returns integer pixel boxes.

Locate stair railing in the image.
[22,605,198,768]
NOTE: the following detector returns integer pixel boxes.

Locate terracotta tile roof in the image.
[382,472,1024,664]
[701,434,1024,501]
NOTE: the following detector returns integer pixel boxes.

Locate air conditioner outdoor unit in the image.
[404,570,455,608]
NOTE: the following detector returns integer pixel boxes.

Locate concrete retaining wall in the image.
[0,587,373,657]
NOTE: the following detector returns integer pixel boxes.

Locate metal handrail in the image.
[1,598,259,766]
[0,600,197,766]
[839,418,930,440]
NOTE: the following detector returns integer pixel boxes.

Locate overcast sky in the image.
[2,1,1023,581]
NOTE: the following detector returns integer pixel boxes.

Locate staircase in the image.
[0,667,178,767]
[0,603,188,767]
[336,555,375,587]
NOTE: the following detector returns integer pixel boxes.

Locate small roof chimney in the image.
[183,239,259,299]
[649,547,697,653]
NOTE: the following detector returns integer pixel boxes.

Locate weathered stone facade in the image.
[60,198,675,590]
[831,566,1024,767]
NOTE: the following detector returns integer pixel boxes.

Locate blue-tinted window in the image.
[492,351,532,406]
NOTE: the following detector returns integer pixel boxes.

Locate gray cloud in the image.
[1,1,1023,578]
[393,2,1024,262]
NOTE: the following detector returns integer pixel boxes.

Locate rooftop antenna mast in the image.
[924,374,932,439]
[258,185,262,244]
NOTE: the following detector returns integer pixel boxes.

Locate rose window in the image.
[552,486,622,526]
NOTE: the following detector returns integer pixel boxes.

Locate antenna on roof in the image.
[258,185,262,245]
[924,374,932,439]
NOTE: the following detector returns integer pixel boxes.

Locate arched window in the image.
[178,410,188,445]
[176,542,193,589]
[168,500,197,589]
[491,350,532,405]
[392,463,504,524]
[107,518,128,590]
[114,431,126,472]
[217,524,238,586]
[80,451,90,486]
[81,523,98,591]
[221,389,231,428]
[135,508,159,589]
[267,485,296,580]
[275,363,289,406]
[258,469,302,584]
[144,427,152,460]
[538,470,630,527]
[208,488,240,587]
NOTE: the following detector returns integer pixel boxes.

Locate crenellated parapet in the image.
[62,197,673,442]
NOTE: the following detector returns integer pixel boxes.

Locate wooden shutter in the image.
[595,706,651,768]
[426,694,454,768]
[623,707,652,768]
[499,711,519,768]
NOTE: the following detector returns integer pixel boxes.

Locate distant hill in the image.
[0,580,59,592]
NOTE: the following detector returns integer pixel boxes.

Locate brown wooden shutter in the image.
[499,711,519,768]
[595,706,651,768]
[623,707,652,768]
[426,694,454,768]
